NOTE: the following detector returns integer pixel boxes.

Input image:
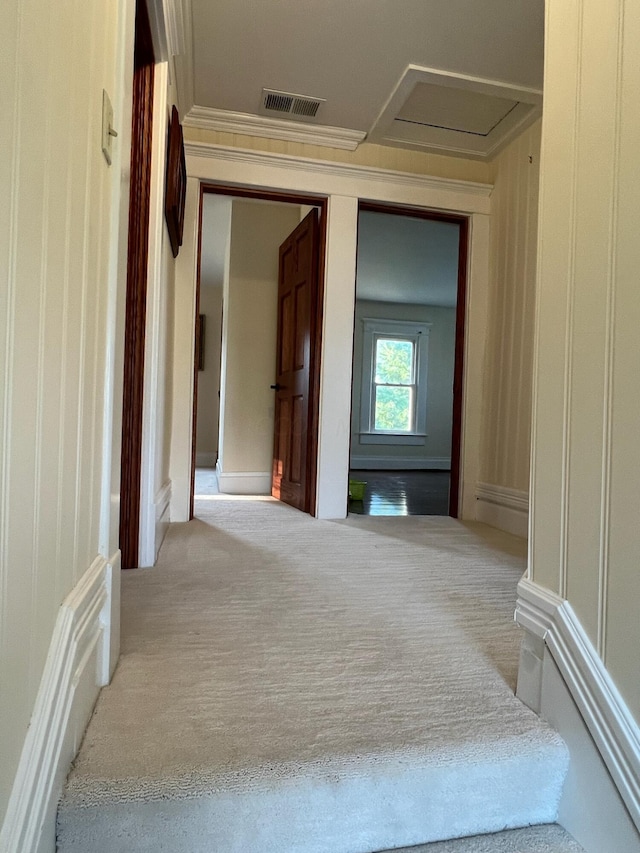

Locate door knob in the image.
[270,383,282,391]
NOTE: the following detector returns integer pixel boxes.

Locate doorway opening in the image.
[349,203,468,518]
[191,185,327,520]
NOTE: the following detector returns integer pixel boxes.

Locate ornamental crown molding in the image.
[183,106,366,151]
[147,0,195,118]
[183,140,493,200]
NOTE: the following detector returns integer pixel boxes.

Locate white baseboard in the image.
[475,482,529,538]
[154,480,171,560]
[216,461,271,494]
[195,452,217,467]
[350,455,451,470]
[0,554,118,853]
[516,578,640,845]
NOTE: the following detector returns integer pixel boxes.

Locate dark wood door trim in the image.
[191,184,327,517]
[357,201,469,519]
[119,0,155,568]
[448,217,469,518]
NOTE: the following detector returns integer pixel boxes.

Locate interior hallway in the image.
[57,499,569,852]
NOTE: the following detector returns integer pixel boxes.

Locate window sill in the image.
[359,432,427,446]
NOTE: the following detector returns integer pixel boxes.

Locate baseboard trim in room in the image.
[350,456,451,470]
[475,482,529,538]
[215,461,271,495]
[516,578,640,847]
[0,554,117,853]
[195,452,217,467]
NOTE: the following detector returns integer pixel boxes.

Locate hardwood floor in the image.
[195,466,450,517]
[348,470,450,516]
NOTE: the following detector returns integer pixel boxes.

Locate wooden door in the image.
[272,209,319,511]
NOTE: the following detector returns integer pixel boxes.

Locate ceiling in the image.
[356,212,460,308]
[187,0,544,160]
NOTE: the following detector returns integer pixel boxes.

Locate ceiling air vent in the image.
[261,89,325,120]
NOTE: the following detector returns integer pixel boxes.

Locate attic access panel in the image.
[369,66,542,160]
[397,83,519,136]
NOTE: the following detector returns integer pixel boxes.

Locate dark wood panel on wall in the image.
[448,217,469,518]
[119,0,155,569]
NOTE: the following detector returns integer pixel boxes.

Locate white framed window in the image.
[359,319,431,445]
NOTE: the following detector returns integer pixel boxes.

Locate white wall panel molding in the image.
[541,651,640,852]
[0,555,116,853]
[475,482,529,538]
[147,0,195,118]
[458,213,491,520]
[475,481,529,539]
[516,577,640,833]
[184,107,366,151]
[351,456,450,470]
[480,121,540,502]
[185,142,493,212]
[476,482,529,512]
[530,0,640,717]
[596,0,624,661]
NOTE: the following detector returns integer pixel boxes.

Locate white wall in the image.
[170,176,201,520]
[195,194,232,468]
[0,0,133,833]
[195,286,223,465]
[139,63,179,567]
[529,0,640,724]
[480,120,541,495]
[217,200,301,488]
[474,120,541,538]
[350,300,455,468]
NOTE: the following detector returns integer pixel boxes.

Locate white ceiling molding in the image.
[369,65,542,161]
[171,0,195,118]
[183,106,366,151]
[147,0,195,119]
[146,0,170,62]
[184,140,493,200]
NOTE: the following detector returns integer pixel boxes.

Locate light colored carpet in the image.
[391,824,583,851]
[57,499,569,853]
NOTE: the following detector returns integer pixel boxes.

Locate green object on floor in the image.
[348,479,366,501]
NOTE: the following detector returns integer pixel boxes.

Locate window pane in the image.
[374,386,412,431]
[375,338,413,385]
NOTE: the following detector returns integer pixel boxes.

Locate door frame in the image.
[355,201,469,517]
[190,183,328,519]
[171,148,491,523]
[119,0,155,569]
